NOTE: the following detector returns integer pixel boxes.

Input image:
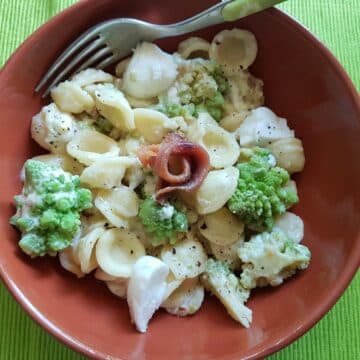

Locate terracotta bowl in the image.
[0,0,359,359]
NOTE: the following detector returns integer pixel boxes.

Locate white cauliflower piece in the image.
[201,259,252,328]
[31,103,76,153]
[123,42,178,99]
[238,229,311,289]
[236,107,294,147]
[127,256,169,333]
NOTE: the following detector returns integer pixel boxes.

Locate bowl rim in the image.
[0,1,360,359]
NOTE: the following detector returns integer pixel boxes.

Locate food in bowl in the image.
[9,28,310,333]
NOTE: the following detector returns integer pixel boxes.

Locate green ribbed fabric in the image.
[0,1,359,359]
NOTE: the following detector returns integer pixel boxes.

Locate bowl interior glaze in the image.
[0,1,359,359]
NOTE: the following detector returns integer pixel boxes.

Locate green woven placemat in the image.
[0,1,359,359]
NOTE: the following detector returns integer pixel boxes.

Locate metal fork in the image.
[35,0,285,97]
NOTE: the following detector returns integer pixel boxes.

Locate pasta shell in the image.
[77,227,106,273]
[59,248,85,278]
[66,129,120,165]
[134,108,177,144]
[198,207,244,246]
[187,113,240,168]
[71,68,114,87]
[194,167,239,215]
[80,156,138,189]
[210,29,257,75]
[95,228,145,277]
[268,137,305,174]
[160,238,208,279]
[162,277,204,316]
[177,37,210,59]
[106,279,128,299]
[274,212,304,243]
[92,84,135,131]
[51,80,95,114]
[209,236,244,270]
[95,186,139,229]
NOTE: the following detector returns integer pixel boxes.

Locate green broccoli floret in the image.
[138,197,188,246]
[201,259,252,327]
[238,229,311,289]
[158,59,228,121]
[227,147,298,231]
[10,160,93,257]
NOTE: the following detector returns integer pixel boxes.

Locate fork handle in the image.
[160,0,286,37]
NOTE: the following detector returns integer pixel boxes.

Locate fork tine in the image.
[72,47,113,74]
[96,55,116,70]
[35,30,99,93]
[42,47,112,98]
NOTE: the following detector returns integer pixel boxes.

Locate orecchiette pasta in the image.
[134,108,179,144]
[177,37,210,59]
[162,277,205,316]
[106,279,128,299]
[118,136,146,156]
[66,129,120,165]
[80,156,138,189]
[191,167,239,214]
[162,272,183,301]
[89,84,135,131]
[226,70,264,112]
[284,179,298,196]
[126,95,158,109]
[268,137,305,174]
[94,268,120,282]
[123,161,145,190]
[94,186,139,228]
[59,247,85,278]
[219,110,249,132]
[274,212,304,243]
[51,80,95,114]
[15,27,308,334]
[187,112,240,168]
[71,68,114,87]
[77,227,106,273]
[31,103,76,154]
[198,207,244,246]
[115,58,131,78]
[161,238,208,279]
[210,29,258,75]
[209,236,244,270]
[81,213,109,235]
[95,228,145,277]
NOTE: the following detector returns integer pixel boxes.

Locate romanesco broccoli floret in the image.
[201,259,252,327]
[10,160,92,257]
[138,197,188,246]
[227,147,298,231]
[158,59,228,121]
[238,229,311,289]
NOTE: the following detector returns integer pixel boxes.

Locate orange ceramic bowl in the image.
[0,1,359,359]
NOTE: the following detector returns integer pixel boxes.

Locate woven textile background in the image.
[0,0,359,359]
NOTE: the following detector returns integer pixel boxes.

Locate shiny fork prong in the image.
[42,46,112,98]
[71,47,113,75]
[96,55,117,70]
[35,30,100,93]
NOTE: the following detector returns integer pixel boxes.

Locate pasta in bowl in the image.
[10,28,310,333]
